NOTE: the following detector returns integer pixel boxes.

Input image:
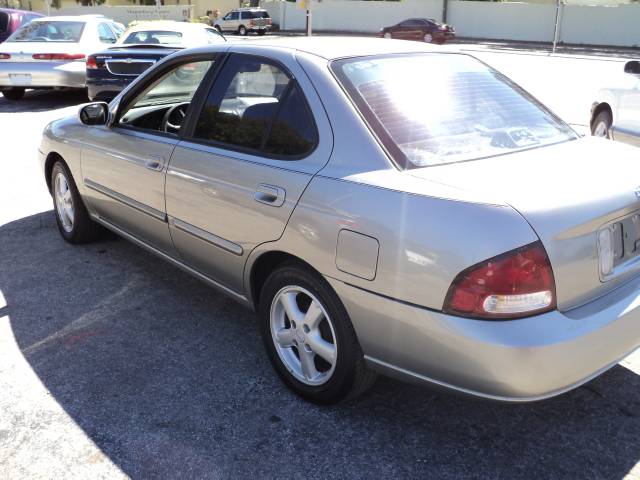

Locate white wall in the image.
[263,0,443,32]
[44,5,195,25]
[561,4,640,46]
[263,0,640,48]
[449,1,556,42]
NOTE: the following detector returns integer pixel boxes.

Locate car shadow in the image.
[0,89,88,113]
[2,211,639,479]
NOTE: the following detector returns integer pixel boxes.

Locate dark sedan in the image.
[86,21,225,102]
[380,18,455,44]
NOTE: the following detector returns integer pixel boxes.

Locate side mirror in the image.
[624,61,640,75]
[79,102,109,126]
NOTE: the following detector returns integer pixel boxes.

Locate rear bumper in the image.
[328,274,640,401]
[86,77,132,102]
[0,61,86,88]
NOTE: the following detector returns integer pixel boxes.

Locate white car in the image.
[0,15,122,100]
[214,8,272,36]
[591,60,640,148]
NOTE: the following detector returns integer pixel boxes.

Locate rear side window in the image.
[229,12,240,20]
[98,23,117,43]
[249,11,270,19]
[0,13,8,33]
[192,55,317,158]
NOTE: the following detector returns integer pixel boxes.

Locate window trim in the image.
[113,52,224,141]
[183,53,319,162]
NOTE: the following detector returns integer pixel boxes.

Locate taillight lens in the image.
[86,56,98,69]
[0,53,10,60]
[32,53,85,61]
[444,241,556,319]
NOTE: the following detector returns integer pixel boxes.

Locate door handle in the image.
[254,184,286,207]
[144,155,165,172]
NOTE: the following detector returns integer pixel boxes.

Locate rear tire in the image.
[51,161,105,244]
[259,262,377,404]
[591,109,613,139]
[424,33,434,43]
[238,25,247,36]
[1,87,25,100]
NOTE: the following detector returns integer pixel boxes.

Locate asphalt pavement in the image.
[1,44,640,479]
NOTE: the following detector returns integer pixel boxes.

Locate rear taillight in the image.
[443,241,556,319]
[86,56,98,69]
[249,20,255,27]
[0,53,10,60]
[32,53,85,61]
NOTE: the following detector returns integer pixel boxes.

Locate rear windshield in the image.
[248,11,270,19]
[7,21,85,42]
[332,53,577,169]
[0,12,8,33]
[123,30,183,45]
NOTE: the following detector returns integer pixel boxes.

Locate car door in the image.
[394,20,413,40]
[165,52,333,294]
[81,55,218,253]
[615,79,640,147]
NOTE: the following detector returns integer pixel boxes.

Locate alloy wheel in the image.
[270,286,337,386]
[593,120,610,139]
[54,172,75,233]
[424,33,433,43]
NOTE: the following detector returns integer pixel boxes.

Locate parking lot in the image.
[1,41,640,479]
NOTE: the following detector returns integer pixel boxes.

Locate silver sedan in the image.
[39,38,640,404]
[0,15,122,100]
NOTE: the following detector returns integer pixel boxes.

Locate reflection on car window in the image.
[7,21,85,43]
[264,85,317,156]
[193,56,291,151]
[118,60,213,134]
[332,53,577,169]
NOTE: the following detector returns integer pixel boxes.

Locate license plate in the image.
[9,74,32,85]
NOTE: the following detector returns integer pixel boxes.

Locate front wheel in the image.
[592,109,613,139]
[51,161,105,244]
[259,263,377,404]
[1,87,25,100]
[383,32,392,39]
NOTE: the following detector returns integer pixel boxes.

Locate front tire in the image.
[592,109,613,139]
[383,32,392,39]
[1,87,25,100]
[51,161,105,244]
[259,262,377,404]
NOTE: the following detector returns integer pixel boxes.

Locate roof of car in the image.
[32,15,113,23]
[232,36,443,60]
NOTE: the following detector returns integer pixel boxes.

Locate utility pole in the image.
[306,0,312,37]
[442,0,448,24]
[552,0,563,54]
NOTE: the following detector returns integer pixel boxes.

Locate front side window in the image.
[332,53,577,169]
[192,55,316,157]
[118,59,214,135]
[7,21,85,43]
[123,30,183,45]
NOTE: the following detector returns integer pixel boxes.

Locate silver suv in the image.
[214,8,272,36]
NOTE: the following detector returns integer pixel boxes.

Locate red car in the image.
[380,18,455,44]
[0,8,43,43]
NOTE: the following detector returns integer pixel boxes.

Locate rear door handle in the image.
[254,184,286,207]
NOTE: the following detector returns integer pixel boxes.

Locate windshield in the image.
[7,20,85,43]
[123,30,183,45]
[332,53,577,169]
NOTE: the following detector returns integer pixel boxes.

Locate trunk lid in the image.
[409,136,640,311]
[0,41,85,62]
